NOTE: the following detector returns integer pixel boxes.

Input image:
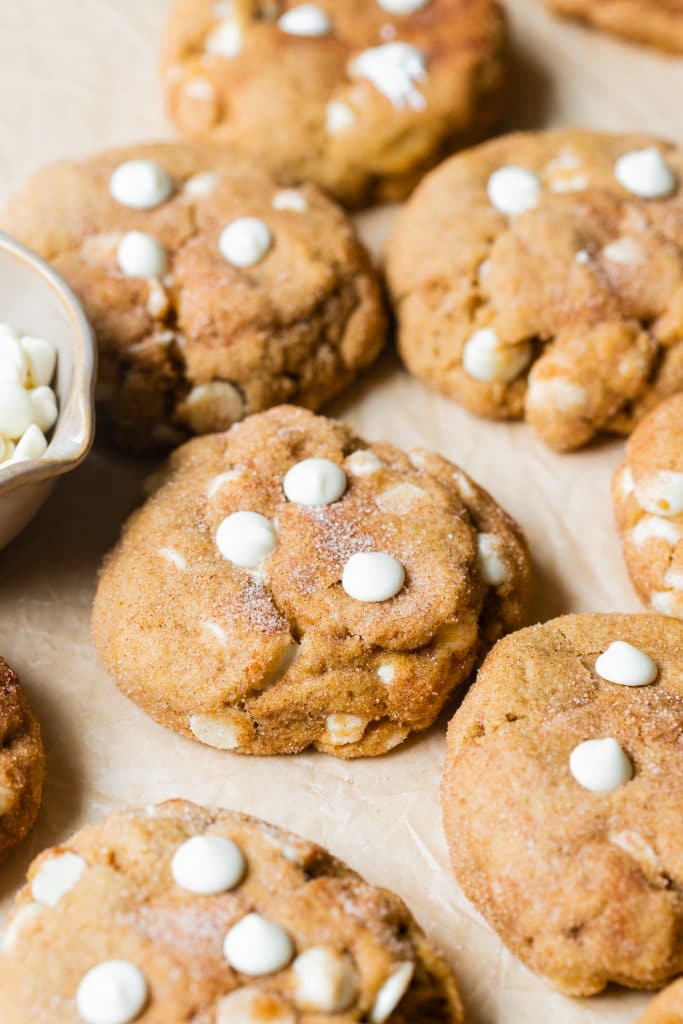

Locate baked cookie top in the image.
[0,143,386,451]
[387,130,683,451]
[0,799,463,1023]
[0,656,44,859]
[542,0,683,55]
[442,613,683,996]
[639,978,683,1023]
[614,393,683,619]
[162,0,509,207]
[92,405,530,758]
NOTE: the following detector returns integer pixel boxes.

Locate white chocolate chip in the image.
[201,620,229,646]
[618,466,635,497]
[595,641,658,687]
[184,171,219,198]
[293,946,357,1012]
[0,331,28,384]
[76,960,148,1024]
[278,4,331,35]
[171,834,245,894]
[219,218,272,267]
[462,328,532,383]
[263,641,300,687]
[569,737,633,793]
[1,902,43,952]
[371,963,415,1023]
[526,378,587,411]
[326,100,356,134]
[283,458,347,506]
[346,450,384,476]
[377,0,429,11]
[158,547,186,570]
[651,590,683,617]
[615,148,677,199]
[377,663,395,685]
[342,551,405,602]
[0,438,16,465]
[11,424,47,463]
[324,713,368,745]
[487,166,542,216]
[602,236,645,266]
[272,189,308,212]
[31,851,87,907]
[110,160,173,210]
[0,379,34,440]
[632,515,682,548]
[180,381,244,432]
[189,712,245,749]
[206,18,243,57]
[223,913,294,975]
[349,42,427,110]
[146,279,169,319]
[216,987,295,1024]
[30,386,58,432]
[636,471,683,517]
[117,232,168,278]
[216,510,278,567]
[575,249,590,264]
[207,469,244,499]
[476,533,508,586]
[375,483,429,514]
[665,566,683,589]
[184,78,216,101]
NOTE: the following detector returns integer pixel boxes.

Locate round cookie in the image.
[0,799,464,1022]
[92,405,531,758]
[441,613,683,996]
[614,394,683,619]
[541,0,683,55]
[387,130,683,451]
[639,980,683,1023]
[161,0,510,208]
[0,143,386,451]
[0,657,44,859]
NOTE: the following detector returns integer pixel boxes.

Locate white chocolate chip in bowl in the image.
[76,960,148,1024]
[223,913,294,975]
[31,850,87,907]
[371,962,415,1023]
[171,833,245,894]
[219,218,272,267]
[569,737,633,793]
[278,4,331,36]
[283,458,347,506]
[293,946,358,1012]
[595,641,658,687]
[110,159,173,210]
[487,166,542,216]
[216,988,295,1024]
[349,42,427,110]
[341,551,405,602]
[216,510,278,567]
[117,232,168,279]
[462,328,532,383]
[324,713,368,746]
[615,147,677,199]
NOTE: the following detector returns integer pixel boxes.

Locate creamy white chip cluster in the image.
[0,323,58,466]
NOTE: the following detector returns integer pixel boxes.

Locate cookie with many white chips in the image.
[387,130,683,451]
[92,405,530,757]
[0,799,464,1022]
[614,393,683,619]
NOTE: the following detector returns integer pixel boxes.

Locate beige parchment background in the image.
[1,1,682,1020]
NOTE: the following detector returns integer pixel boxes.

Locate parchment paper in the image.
[1,2,682,1020]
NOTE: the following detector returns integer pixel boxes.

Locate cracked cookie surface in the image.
[541,0,683,54]
[162,0,509,208]
[614,393,683,619]
[0,799,464,1023]
[0,143,386,451]
[0,657,44,859]
[442,613,683,996]
[92,405,530,758]
[387,130,683,451]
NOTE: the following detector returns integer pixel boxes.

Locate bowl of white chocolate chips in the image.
[0,232,95,548]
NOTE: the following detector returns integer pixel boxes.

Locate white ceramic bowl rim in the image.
[0,231,96,496]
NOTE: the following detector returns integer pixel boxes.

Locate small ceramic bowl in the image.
[0,232,96,550]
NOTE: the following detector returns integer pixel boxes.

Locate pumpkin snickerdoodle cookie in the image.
[442,613,683,996]
[162,0,510,208]
[614,393,683,619]
[541,0,683,55]
[92,405,530,758]
[0,143,386,451]
[639,979,683,1023]
[0,799,464,1022]
[0,657,44,860]
[387,130,683,451]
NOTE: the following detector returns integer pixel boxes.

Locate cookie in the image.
[92,405,530,758]
[161,0,509,208]
[442,613,683,996]
[639,980,683,1023]
[614,394,683,620]
[387,130,683,451]
[541,0,683,55]
[0,799,464,1022]
[0,143,386,451]
[0,657,44,859]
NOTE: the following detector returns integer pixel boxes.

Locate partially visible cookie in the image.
[387,130,683,451]
[541,0,683,55]
[614,394,683,619]
[92,405,531,758]
[0,657,44,859]
[162,0,510,208]
[0,143,386,451]
[442,614,683,996]
[0,799,464,1022]
[639,980,683,1023]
